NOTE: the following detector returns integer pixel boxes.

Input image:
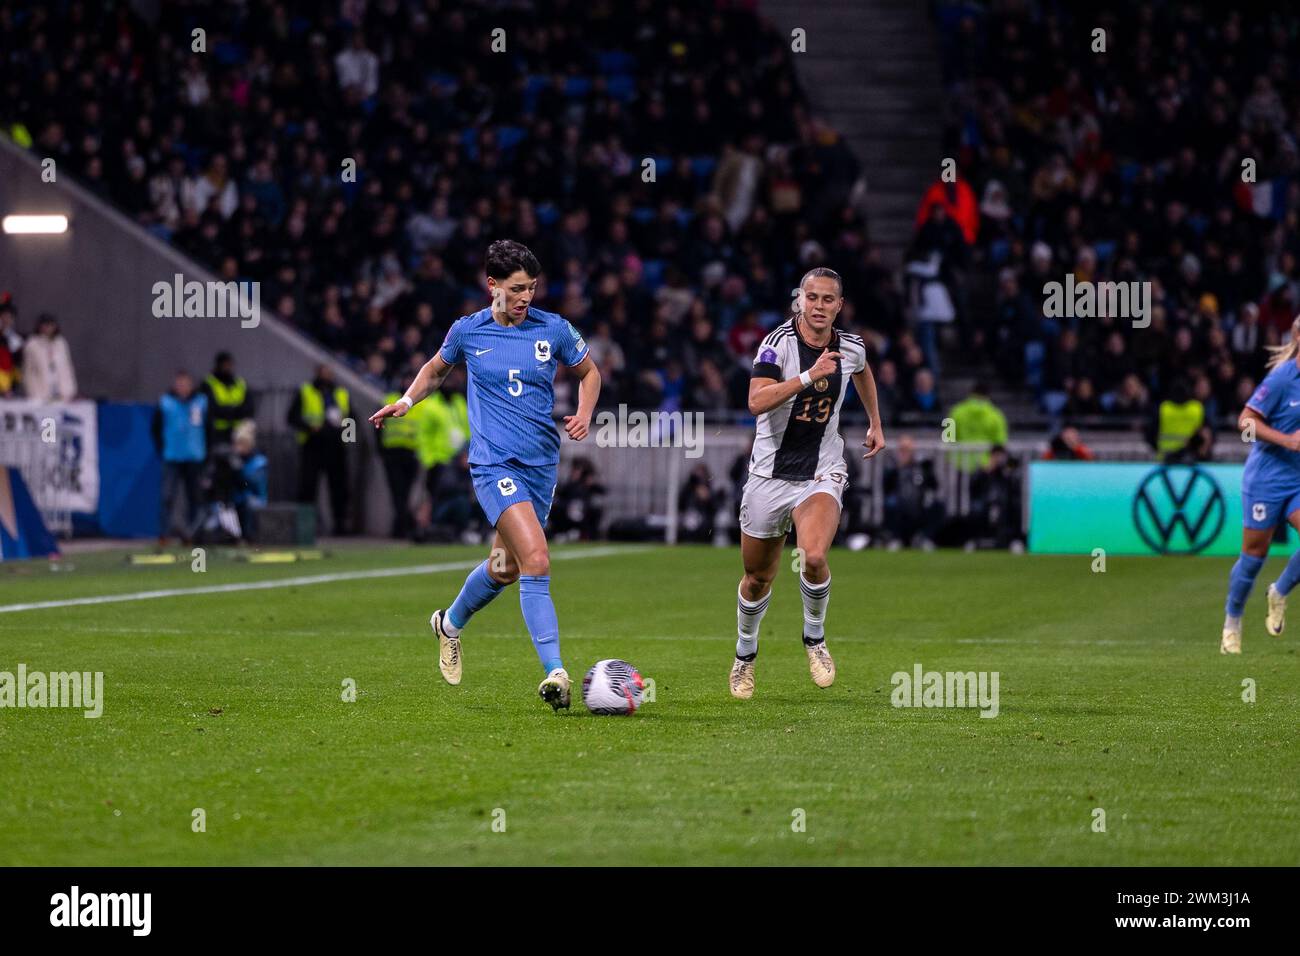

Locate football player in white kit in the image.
[730,267,886,698]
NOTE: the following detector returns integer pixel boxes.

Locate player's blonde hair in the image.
[1266,314,1300,370]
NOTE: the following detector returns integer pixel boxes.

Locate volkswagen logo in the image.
[1132,465,1225,555]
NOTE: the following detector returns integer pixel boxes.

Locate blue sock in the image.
[1275,549,1300,597]
[519,574,562,673]
[1226,553,1266,616]
[446,560,508,632]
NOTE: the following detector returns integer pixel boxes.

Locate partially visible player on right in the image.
[1222,314,1300,653]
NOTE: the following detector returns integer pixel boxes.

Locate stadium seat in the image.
[1024,340,1045,391]
[214,41,247,66]
[595,51,636,74]
[428,73,460,95]
[605,75,636,102]
[496,126,527,152]
[642,259,666,291]
[564,77,592,98]
[1041,390,1068,416]
[522,74,548,113]
[691,157,718,181]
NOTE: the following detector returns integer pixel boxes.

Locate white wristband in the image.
[396,395,414,410]
[799,370,813,388]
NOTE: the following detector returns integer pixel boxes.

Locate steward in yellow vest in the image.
[1151,380,1204,460]
[289,365,351,534]
[291,378,350,443]
[202,351,253,438]
[1157,399,1204,457]
[416,390,469,469]
[380,383,421,538]
[380,390,421,450]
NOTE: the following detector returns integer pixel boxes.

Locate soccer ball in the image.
[582,659,645,715]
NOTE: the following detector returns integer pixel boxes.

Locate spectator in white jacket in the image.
[335,31,379,99]
[22,314,78,401]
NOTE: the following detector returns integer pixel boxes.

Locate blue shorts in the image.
[470,459,557,527]
[1242,486,1300,529]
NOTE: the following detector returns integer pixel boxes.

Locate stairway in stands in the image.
[758,0,944,267]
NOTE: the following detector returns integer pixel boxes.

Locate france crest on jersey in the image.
[1242,359,1300,528]
[439,306,588,467]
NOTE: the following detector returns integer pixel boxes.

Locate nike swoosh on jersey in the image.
[475,348,493,356]
[1290,400,1300,406]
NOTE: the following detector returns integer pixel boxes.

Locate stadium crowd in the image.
[0,0,913,419]
[11,1,1295,548]
[930,2,1300,439]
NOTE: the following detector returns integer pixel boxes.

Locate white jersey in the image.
[748,318,868,482]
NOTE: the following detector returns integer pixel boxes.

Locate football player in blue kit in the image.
[370,240,601,708]
[1222,316,1300,654]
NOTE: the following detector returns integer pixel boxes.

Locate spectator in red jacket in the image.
[915,178,979,245]
[1043,426,1095,461]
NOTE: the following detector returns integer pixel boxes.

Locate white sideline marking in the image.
[0,546,641,614]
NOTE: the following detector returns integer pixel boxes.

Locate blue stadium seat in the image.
[428,73,460,95]
[537,203,560,227]
[1041,390,1068,416]
[460,127,479,161]
[496,126,526,151]
[596,51,636,74]
[214,41,247,66]
[606,75,636,101]
[642,259,666,290]
[691,156,717,181]
[523,74,548,113]
[1024,340,1045,391]
[565,77,592,98]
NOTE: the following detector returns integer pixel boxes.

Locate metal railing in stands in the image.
[557,428,1250,541]
[237,394,1252,543]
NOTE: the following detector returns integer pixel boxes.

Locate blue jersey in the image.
[1243,360,1300,493]
[439,306,588,466]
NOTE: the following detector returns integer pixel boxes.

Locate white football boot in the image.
[1220,624,1242,655]
[1266,584,1287,637]
[806,639,836,687]
[538,667,571,711]
[729,656,755,699]
[430,609,462,685]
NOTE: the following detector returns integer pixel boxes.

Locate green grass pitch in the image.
[1,543,1296,866]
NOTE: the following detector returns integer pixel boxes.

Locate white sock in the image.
[1224,614,1241,631]
[800,572,831,642]
[736,588,770,658]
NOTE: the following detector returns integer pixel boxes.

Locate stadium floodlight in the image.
[2,214,69,234]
